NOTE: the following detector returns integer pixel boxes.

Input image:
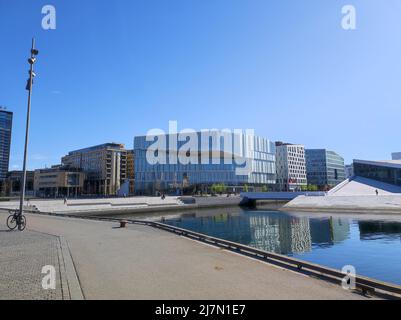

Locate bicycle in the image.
[6,210,27,231]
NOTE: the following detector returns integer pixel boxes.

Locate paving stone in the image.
[0,224,65,300]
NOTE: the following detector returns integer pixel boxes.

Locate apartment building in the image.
[126,149,135,195]
[62,143,127,196]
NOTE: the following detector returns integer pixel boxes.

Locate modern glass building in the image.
[305,149,345,188]
[353,160,401,187]
[134,131,276,194]
[0,108,13,181]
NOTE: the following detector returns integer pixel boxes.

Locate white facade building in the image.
[275,142,307,191]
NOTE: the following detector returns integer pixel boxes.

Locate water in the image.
[163,209,401,285]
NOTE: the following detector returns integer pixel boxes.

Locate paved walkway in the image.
[0,211,370,300]
[0,214,83,300]
[0,225,64,300]
[0,196,182,214]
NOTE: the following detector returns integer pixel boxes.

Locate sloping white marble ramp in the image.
[329,176,401,196]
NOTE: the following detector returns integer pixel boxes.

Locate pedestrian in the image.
[375,189,379,196]
[64,197,67,205]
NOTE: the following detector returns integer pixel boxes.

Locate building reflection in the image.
[166,211,350,255]
[358,221,401,241]
[248,214,312,254]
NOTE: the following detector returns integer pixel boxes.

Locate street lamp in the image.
[18,38,39,231]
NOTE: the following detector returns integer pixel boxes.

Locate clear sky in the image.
[1,0,401,170]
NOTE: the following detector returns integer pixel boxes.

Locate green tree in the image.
[211,184,217,194]
[308,184,318,191]
[211,183,227,194]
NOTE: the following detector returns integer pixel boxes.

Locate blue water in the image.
[164,210,401,285]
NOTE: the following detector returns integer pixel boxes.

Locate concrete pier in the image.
[0,210,368,300]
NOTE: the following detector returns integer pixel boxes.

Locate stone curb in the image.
[58,236,84,300]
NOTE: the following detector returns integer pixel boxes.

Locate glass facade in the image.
[354,161,401,187]
[134,131,276,194]
[305,149,345,187]
[0,109,12,181]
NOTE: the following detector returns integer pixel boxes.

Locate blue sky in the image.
[1,0,401,170]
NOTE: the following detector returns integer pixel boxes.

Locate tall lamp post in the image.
[18,38,39,230]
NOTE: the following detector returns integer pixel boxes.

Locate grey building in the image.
[305,149,345,189]
[134,131,276,195]
[392,152,401,160]
[0,108,12,193]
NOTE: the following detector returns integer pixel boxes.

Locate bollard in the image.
[120,220,128,228]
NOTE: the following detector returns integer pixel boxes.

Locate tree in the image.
[211,183,227,195]
[307,184,318,191]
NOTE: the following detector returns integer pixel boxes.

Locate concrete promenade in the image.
[0,196,242,217]
[0,211,367,300]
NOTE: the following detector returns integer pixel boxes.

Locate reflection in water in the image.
[166,211,350,255]
[248,214,312,254]
[358,221,401,241]
[163,210,401,285]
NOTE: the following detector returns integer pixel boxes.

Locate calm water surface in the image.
[163,209,401,285]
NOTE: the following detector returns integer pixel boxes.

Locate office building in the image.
[345,164,354,179]
[0,107,12,194]
[134,131,276,194]
[305,149,345,189]
[34,165,86,197]
[62,143,127,196]
[392,152,401,160]
[6,170,34,197]
[353,159,401,187]
[275,142,307,191]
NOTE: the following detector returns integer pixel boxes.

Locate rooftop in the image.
[354,159,401,169]
[0,106,13,115]
[275,141,304,147]
[67,143,126,155]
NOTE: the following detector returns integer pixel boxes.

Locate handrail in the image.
[128,219,401,298]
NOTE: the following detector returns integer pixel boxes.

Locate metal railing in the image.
[17,210,401,299]
[127,219,401,299]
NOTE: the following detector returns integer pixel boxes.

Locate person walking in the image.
[64,197,68,205]
[375,189,379,196]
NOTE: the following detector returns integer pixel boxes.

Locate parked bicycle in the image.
[6,210,26,231]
